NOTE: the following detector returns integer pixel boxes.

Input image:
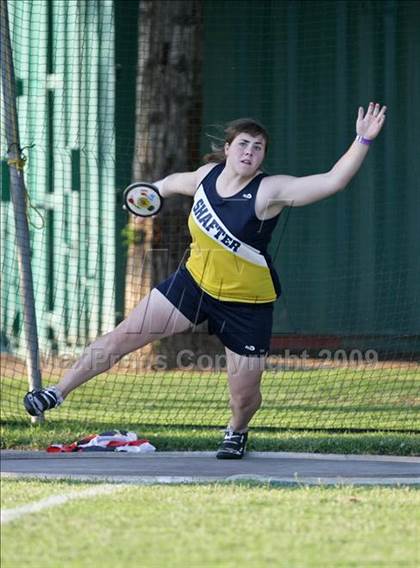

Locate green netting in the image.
[1,0,419,432]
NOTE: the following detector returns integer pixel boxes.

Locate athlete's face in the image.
[224,133,266,176]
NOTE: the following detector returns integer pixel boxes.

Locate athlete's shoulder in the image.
[159,164,220,198]
[195,162,221,188]
[257,173,297,202]
[255,174,293,219]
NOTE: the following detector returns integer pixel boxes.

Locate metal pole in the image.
[1,0,43,422]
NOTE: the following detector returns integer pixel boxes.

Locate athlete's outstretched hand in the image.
[356,102,387,140]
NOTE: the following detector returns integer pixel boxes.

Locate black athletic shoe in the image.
[23,387,63,416]
[216,429,248,459]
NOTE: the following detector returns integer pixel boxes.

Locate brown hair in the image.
[203,118,269,164]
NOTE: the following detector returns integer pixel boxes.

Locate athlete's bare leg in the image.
[225,346,265,431]
[57,289,192,398]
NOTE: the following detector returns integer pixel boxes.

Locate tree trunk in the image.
[125,0,220,369]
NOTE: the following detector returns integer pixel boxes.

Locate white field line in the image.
[1,484,125,525]
[2,472,420,486]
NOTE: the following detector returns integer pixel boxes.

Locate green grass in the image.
[1,479,419,567]
[2,366,419,454]
[2,366,419,432]
[2,418,420,455]
[0,478,98,508]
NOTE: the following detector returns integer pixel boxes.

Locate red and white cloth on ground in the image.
[47,430,156,453]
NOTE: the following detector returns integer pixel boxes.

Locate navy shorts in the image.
[155,266,273,356]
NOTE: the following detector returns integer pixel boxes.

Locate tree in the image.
[125,0,219,368]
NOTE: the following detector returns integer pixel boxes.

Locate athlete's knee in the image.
[87,331,125,370]
[89,330,136,366]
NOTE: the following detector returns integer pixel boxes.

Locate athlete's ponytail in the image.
[202,118,269,164]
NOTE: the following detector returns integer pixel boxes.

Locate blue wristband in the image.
[356,135,373,146]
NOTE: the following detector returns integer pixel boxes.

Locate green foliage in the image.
[120,224,145,247]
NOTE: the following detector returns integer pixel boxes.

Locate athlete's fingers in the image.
[377,105,387,119]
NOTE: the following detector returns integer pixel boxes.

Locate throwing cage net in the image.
[1,0,419,432]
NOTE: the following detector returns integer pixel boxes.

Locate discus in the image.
[122,182,163,217]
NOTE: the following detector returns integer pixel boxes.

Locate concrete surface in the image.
[1,451,419,486]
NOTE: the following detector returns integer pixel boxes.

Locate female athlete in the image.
[24,102,386,458]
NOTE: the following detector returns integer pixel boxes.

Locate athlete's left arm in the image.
[263,103,386,208]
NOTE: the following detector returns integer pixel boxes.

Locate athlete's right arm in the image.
[155,163,215,198]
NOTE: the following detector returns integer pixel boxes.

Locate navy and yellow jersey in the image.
[185,162,281,303]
